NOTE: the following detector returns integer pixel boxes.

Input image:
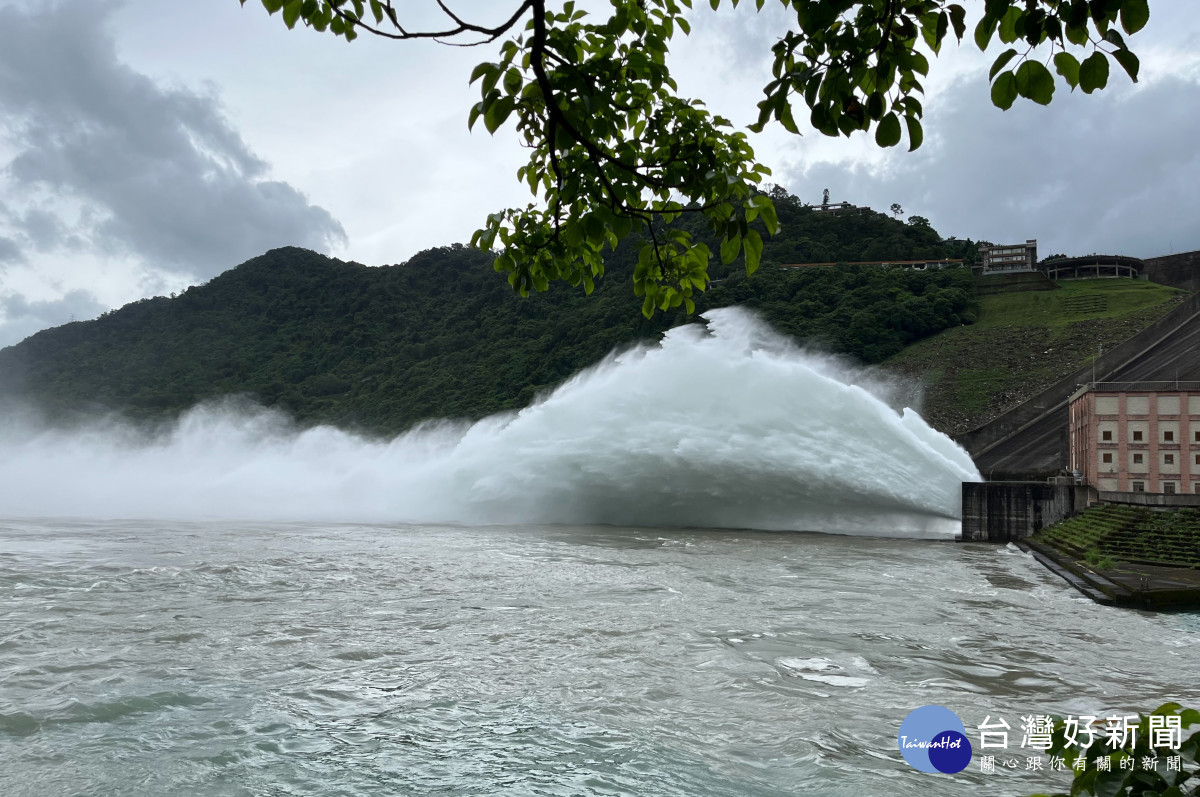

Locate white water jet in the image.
[0,308,979,537]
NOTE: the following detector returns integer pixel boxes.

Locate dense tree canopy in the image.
[243,0,1147,313]
[0,198,977,431]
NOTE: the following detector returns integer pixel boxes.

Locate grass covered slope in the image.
[1037,505,1200,569]
[1029,504,1200,610]
[884,278,1184,434]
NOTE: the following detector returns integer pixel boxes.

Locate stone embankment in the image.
[961,487,1200,610]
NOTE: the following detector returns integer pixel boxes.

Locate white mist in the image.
[0,308,980,536]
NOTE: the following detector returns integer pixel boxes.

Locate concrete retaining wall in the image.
[1144,251,1200,293]
[956,291,1200,457]
[1098,490,1200,508]
[960,482,1092,542]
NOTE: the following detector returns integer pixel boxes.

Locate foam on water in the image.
[0,308,979,536]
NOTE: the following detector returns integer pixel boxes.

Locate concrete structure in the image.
[961,290,1200,477]
[979,240,1037,273]
[1144,249,1200,293]
[1098,490,1200,508]
[813,201,867,213]
[1041,254,1144,281]
[960,481,1088,542]
[1069,382,1200,494]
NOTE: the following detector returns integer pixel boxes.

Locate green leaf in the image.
[989,48,1018,81]
[469,62,493,85]
[875,112,901,147]
[744,229,763,275]
[1079,51,1110,94]
[503,67,522,96]
[1066,20,1089,46]
[483,96,514,133]
[974,15,998,51]
[1015,60,1054,105]
[948,4,966,40]
[1054,51,1081,89]
[757,198,779,234]
[282,0,302,29]
[583,214,605,246]
[935,12,949,51]
[866,91,885,121]
[1120,0,1149,34]
[720,233,741,264]
[1112,48,1140,82]
[904,115,923,151]
[991,70,1018,109]
[997,7,1022,43]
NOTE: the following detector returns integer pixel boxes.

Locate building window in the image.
[1134,454,1144,465]
[1164,431,1175,442]
[1195,431,1200,443]
[1133,431,1144,442]
[1165,454,1175,465]
[1102,430,1113,441]
[1132,481,1145,492]
[1165,482,1177,495]
[1102,453,1113,464]
[1195,482,1200,494]
[1195,454,1200,465]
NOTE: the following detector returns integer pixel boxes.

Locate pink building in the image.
[1069,383,1200,494]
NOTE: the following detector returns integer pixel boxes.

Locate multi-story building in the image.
[1069,382,1200,494]
[979,239,1037,273]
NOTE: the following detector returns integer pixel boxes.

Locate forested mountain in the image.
[0,197,977,433]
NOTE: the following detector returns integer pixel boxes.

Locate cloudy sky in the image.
[0,0,1197,347]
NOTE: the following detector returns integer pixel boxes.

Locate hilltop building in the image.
[813,201,868,213]
[979,240,1038,273]
[1069,383,1200,494]
[1042,254,1144,280]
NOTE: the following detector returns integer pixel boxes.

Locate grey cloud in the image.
[0,236,22,264]
[0,1,347,278]
[0,289,107,348]
[782,75,1200,259]
[18,208,73,252]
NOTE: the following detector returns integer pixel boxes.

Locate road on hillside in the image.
[974,313,1200,475]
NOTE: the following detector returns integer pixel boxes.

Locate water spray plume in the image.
[0,308,979,536]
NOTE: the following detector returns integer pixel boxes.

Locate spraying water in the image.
[0,308,979,536]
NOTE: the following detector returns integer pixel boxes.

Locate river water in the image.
[3,518,1198,797]
[2,309,1197,794]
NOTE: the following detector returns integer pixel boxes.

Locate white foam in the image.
[0,307,980,535]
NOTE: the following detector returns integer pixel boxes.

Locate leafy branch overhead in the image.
[243,0,1148,316]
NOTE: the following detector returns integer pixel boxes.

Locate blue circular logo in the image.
[898,705,973,773]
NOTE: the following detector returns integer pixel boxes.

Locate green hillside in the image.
[0,197,978,434]
[884,277,1184,434]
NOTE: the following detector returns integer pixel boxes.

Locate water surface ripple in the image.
[2,519,1197,796]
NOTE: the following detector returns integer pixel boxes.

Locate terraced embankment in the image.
[1024,504,1200,609]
